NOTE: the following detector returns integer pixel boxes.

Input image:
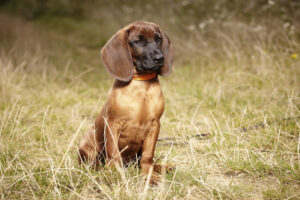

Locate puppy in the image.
[78,21,174,184]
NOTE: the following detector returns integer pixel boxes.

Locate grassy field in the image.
[1,1,300,199]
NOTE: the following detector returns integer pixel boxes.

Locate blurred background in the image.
[1,0,300,72]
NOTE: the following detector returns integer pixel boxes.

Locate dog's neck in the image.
[132,72,157,81]
[113,74,159,89]
[132,68,157,81]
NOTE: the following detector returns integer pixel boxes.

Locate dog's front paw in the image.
[153,164,176,174]
[144,172,161,186]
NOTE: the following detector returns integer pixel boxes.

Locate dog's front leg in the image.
[140,120,160,184]
[104,121,122,167]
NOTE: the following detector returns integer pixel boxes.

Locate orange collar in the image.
[132,72,157,81]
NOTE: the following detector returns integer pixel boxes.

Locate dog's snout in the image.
[153,53,164,64]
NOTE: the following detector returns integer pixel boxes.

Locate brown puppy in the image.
[78,21,174,184]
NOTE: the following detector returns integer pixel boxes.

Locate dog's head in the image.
[101,21,174,82]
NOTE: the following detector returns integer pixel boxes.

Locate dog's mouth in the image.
[135,59,163,73]
[149,64,163,71]
[139,65,162,74]
[142,60,164,71]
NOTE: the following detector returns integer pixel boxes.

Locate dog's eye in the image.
[134,40,146,46]
[155,36,162,43]
[134,39,144,45]
[132,35,146,46]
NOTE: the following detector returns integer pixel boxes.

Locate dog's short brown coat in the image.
[78,21,174,184]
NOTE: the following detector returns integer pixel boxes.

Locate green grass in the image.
[0,2,300,199]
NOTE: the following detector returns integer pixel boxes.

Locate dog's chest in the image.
[113,80,165,120]
[108,80,164,152]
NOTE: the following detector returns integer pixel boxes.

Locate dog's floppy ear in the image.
[159,30,174,76]
[101,29,133,82]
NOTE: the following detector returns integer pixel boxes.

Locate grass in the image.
[0,2,300,199]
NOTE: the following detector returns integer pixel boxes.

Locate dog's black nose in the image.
[153,54,164,64]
